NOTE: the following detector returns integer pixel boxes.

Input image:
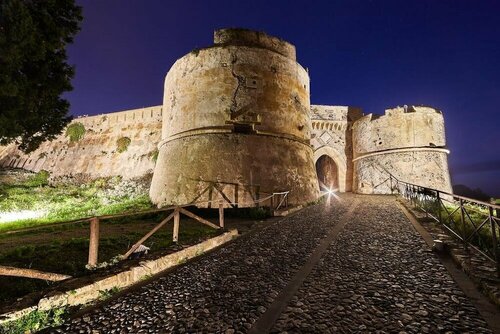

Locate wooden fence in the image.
[0,191,289,281]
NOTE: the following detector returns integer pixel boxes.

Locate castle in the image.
[0,29,453,207]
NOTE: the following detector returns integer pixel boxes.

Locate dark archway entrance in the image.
[315,155,339,191]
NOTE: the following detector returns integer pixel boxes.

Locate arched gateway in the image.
[313,146,347,193]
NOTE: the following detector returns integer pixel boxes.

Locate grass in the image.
[415,196,499,258]
[0,215,220,304]
[0,307,67,334]
[0,171,153,232]
[0,169,237,332]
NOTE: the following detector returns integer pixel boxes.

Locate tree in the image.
[453,184,491,202]
[0,0,82,152]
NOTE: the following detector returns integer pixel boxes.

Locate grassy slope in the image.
[0,217,220,304]
[0,170,153,232]
[0,170,224,304]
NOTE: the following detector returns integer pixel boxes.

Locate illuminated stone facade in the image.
[0,29,453,206]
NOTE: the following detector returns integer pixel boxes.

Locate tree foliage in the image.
[0,0,82,152]
[452,184,491,202]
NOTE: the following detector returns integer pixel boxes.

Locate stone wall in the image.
[352,106,452,194]
[0,106,163,180]
[310,105,363,192]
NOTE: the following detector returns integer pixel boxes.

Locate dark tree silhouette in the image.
[453,184,491,202]
[0,0,82,152]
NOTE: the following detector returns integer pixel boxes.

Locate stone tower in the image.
[352,106,452,194]
[150,29,320,207]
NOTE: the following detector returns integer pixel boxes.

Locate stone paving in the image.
[52,197,351,333]
[272,196,491,333]
[51,194,493,333]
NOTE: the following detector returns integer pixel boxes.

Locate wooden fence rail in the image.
[1,192,289,280]
[0,265,71,281]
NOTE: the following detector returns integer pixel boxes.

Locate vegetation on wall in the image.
[65,122,85,142]
[116,137,131,153]
[150,149,159,162]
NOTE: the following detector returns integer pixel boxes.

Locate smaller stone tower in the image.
[352,105,452,194]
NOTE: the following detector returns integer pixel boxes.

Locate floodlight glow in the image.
[0,210,46,223]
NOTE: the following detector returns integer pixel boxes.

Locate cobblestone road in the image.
[271,196,491,333]
[52,195,493,333]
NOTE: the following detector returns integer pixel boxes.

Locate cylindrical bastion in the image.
[352,106,453,194]
[150,29,319,207]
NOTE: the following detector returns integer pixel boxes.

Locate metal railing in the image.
[386,173,500,276]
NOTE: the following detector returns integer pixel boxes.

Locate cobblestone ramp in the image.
[52,199,352,333]
[271,196,491,333]
[51,195,494,333]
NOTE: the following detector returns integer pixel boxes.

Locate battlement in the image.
[214,28,296,60]
[385,105,442,116]
[74,105,162,127]
[353,105,446,156]
[358,105,442,123]
[311,105,363,122]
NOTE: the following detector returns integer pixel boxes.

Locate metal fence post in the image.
[459,199,468,252]
[436,191,442,223]
[489,207,499,277]
[412,185,416,207]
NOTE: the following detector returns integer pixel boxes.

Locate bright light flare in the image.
[0,210,46,223]
[317,184,341,207]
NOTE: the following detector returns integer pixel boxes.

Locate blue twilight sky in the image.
[66,0,500,197]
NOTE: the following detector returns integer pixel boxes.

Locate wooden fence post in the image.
[219,200,224,228]
[173,208,180,243]
[88,217,99,266]
[234,184,239,208]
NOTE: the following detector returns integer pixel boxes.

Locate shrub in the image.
[116,137,131,153]
[0,307,67,334]
[65,122,85,142]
